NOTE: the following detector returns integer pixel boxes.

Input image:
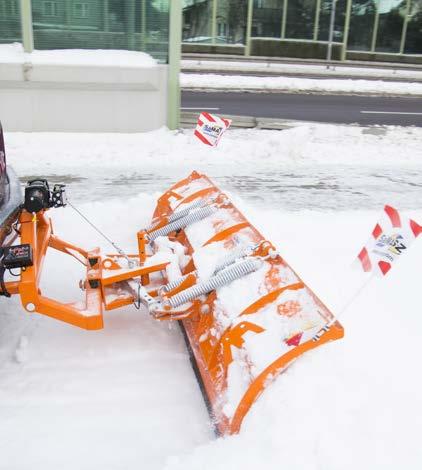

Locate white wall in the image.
[0,61,168,132]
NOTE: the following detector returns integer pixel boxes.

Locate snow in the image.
[192,241,225,280]
[378,0,403,14]
[1,126,422,469]
[149,237,189,281]
[5,123,422,211]
[0,43,157,67]
[0,196,213,470]
[164,210,422,470]
[0,43,25,64]
[6,124,422,171]
[181,72,422,96]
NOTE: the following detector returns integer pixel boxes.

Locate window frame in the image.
[9,0,18,15]
[217,22,227,37]
[73,2,90,19]
[0,0,7,16]
[42,1,59,17]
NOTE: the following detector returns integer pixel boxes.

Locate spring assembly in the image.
[161,243,257,293]
[148,205,217,241]
[161,273,190,293]
[214,243,256,273]
[144,198,208,232]
[167,258,262,308]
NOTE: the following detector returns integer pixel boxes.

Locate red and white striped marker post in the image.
[313,205,422,341]
[357,205,422,276]
[194,112,232,147]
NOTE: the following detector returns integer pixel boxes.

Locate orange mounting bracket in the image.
[4,210,169,330]
[5,210,104,330]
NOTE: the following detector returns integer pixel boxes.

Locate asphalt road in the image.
[181,91,422,127]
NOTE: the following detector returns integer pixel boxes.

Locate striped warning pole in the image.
[313,205,422,342]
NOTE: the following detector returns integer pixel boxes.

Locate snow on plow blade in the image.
[150,171,344,435]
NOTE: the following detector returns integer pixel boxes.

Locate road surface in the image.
[182,91,422,127]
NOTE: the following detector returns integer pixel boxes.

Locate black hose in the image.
[0,264,10,297]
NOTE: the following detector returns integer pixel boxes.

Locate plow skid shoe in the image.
[151,172,344,436]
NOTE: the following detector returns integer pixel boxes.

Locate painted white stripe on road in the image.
[181,107,220,110]
[361,111,422,115]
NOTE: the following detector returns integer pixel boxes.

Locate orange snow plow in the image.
[1,170,343,435]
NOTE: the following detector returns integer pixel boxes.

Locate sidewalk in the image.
[180,111,330,130]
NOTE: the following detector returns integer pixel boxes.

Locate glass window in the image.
[0,0,21,44]
[32,0,170,63]
[348,0,376,51]
[10,0,18,15]
[217,22,227,36]
[73,2,90,19]
[286,0,317,40]
[404,0,422,53]
[182,0,213,43]
[145,0,169,61]
[251,0,284,39]
[318,0,347,42]
[42,1,58,17]
[375,0,406,52]
[218,0,248,44]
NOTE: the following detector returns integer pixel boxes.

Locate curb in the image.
[181,86,422,99]
[182,54,422,72]
[180,111,322,130]
[181,67,422,84]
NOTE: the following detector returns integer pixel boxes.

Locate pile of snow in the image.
[1,127,422,469]
[6,124,422,211]
[0,43,157,67]
[6,124,422,173]
[181,72,422,96]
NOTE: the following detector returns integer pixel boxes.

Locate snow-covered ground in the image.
[181,72,422,96]
[1,125,422,469]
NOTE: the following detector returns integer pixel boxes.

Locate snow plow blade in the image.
[1,153,343,435]
[149,171,344,435]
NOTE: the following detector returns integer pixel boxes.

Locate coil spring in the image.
[148,205,216,241]
[145,198,207,232]
[167,258,262,308]
[161,243,255,293]
[162,273,190,293]
[214,243,255,273]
